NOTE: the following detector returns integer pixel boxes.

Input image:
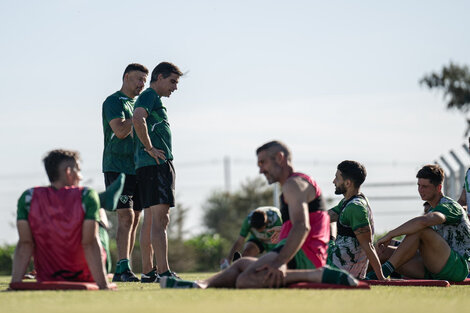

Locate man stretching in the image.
[161,141,358,288]
[368,165,470,281]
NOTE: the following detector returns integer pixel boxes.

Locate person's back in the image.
[19,186,100,282]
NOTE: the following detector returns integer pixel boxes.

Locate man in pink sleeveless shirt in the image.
[161,141,358,289]
[11,150,113,289]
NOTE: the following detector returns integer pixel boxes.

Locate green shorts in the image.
[424,249,469,282]
[272,239,316,269]
[247,235,277,253]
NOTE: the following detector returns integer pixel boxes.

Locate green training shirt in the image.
[134,87,173,169]
[239,207,283,244]
[328,195,373,278]
[102,91,136,174]
[17,187,100,221]
[430,196,470,266]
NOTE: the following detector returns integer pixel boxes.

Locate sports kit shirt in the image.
[134,87,173,169]
[239,207,283,244]
[102,91,136,174]
[328,194,374,278]
[463,168,470,210]
[17,186,100,282]
[430,196,470,267]
[278,172,330,268]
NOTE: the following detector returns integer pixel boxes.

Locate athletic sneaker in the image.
[160,276,198,289]
[141,271,160,283]
[112,272,121,282]
[120,269,140,282]
[159,270,181,279]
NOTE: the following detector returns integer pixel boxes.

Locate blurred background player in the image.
[221,206,283,269]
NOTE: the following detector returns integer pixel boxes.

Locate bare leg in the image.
[198,257,257,288]
[284,268,324,284]
[151,204,170,274]
[116,208,135,261]
[140,208,154,273]
[128,210,141,257]
[242,242,261,258]
[236,252,284,288]
[388,228,450,278]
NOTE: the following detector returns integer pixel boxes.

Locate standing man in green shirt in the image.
[102,63,148,282]
[133,62,183,281]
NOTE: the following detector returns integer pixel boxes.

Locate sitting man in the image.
[327,160,385,280]
[161,141,358,288]
[221,206,283,269]
[11,149,123,290]
[367,164,470,282]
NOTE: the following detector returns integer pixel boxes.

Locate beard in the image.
[334,183,347,195]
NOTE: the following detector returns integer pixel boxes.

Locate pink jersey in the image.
[279,172,330,268]
[28,186,94,282]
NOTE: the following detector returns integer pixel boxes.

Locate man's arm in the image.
[272,178,311,267]
[354,226,385,280]
[377,212,446,247]
[109,118,132,139]
[11,221,34,283]
[457,188,467,209]
[132,107,166,164]
[82,220,109,290]
[328,209,339,222]
[224,236,246,264]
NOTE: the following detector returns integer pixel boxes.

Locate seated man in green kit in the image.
[221,206,283,269]
[10,149,124,289]
[367,164,470,281]
[327,160,385,280]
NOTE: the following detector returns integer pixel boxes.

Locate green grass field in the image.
[1,274,469,313]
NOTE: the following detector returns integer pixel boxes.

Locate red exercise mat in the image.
[9,281,117,291]
[288,281,370,289]
[365,279,450,287]
[450,278,470,285]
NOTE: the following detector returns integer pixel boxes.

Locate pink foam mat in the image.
[288,281,370,289]
[9,281,117,290]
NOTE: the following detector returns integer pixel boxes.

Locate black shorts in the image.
[104,172,142,211]
[136,161,175,208]
[247,238,265,253]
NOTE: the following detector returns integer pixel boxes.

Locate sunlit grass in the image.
[1,274,469,313]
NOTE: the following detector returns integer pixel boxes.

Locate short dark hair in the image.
[416,164,444,186]
[256,140,291,162]
[43,149,80,183]
[250,210,267,230]
[150,62,183,83]
[122,63,149,80]
[337,160,367,188]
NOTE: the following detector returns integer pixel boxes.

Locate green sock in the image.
[99,173,126,211]
[382,261,395,278]
[115,260,122,274]
[321,265,358,286]
[119,259,131,273]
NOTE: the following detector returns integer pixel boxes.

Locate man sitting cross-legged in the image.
[161,141,358,288]
[367,164,470,282]
[327,160,385,280]
[11,149,124,290]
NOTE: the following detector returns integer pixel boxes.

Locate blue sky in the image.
[1,1,470,243]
